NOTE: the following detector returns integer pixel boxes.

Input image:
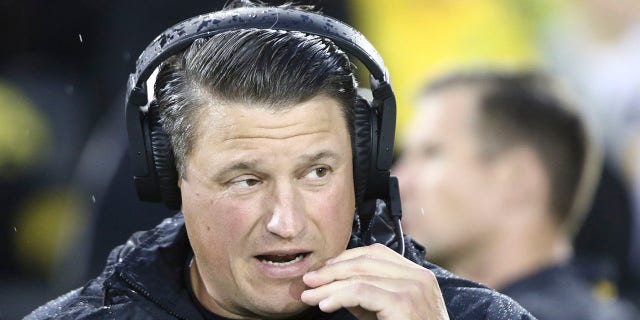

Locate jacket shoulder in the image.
[24,215,187,320]
[429,267,536,319]
[24,275,174,320]
[25,292,160,320]
[25,284,104,320]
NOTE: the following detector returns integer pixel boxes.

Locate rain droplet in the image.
[91,195,96,203]
[13,226,17,232]
[78,34,83,43]
[421,208,425,216]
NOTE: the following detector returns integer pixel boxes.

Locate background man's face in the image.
[394,88,506,264]
[179,95,355,318]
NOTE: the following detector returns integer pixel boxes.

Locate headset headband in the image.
[125,6,396,200]
[129,7,389,95]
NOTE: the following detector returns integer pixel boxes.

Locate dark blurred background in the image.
[0,0,638,318]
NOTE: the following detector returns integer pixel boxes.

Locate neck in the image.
[445,210,571,290]
[189,257,240,319]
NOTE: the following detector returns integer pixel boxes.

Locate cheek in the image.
[181,182,258,259]
[307,176,355,243]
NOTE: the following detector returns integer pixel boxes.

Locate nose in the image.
[266,180,306,239]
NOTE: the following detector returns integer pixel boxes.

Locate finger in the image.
[327,243,417,268]
[303,252,426,288]
[303,272,442,306]
[301,277,393,313]
[301,265,448,319]
[303,256,402,287]
[302,277,439,319]
[302,274,415,306]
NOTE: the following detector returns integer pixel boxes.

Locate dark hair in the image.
[422,70,600,233]
[154,25,357,178]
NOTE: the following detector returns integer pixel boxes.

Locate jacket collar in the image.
[110,213,202,319]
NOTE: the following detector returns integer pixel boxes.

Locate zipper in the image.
[117,271,189,320]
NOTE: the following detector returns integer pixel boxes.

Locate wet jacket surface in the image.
[26,212,535,319]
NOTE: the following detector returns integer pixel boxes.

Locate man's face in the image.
[180,95,355,318]
[393,88,506,264]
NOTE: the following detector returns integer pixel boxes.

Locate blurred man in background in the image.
[542,0,640,301]
[393,70,639,320]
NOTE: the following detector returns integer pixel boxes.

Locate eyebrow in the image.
[212,150,342,182]
[299,150,342,164]
[222,161,257,173]
[212,160,259,182]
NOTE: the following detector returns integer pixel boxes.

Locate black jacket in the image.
[26,212,534,319]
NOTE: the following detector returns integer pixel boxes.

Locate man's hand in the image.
[300,243,450,320]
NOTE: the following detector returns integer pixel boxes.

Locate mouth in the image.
[255,252,311,267]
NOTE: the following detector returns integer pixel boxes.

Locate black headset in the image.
[125,6,404,254]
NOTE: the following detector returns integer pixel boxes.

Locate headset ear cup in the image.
[148,103,182,210]
[353,96,373,207]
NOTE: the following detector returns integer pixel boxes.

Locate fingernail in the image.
[319,298,331,310]
[325,258,335,265]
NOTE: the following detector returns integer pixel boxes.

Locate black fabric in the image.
[149,103,181,209]
[500,264,639,320]
[26,210,535,319]
[352,96,373,208]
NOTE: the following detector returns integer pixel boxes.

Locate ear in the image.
[494,146,550,212]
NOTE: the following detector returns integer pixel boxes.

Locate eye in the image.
[304,166,330,179]
[230,177,262,188]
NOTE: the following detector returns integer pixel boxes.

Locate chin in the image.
[247,280,310,318]
[251,300,310,319]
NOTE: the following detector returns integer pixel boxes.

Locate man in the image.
[26,3,533,319]
[394,70,638,319]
